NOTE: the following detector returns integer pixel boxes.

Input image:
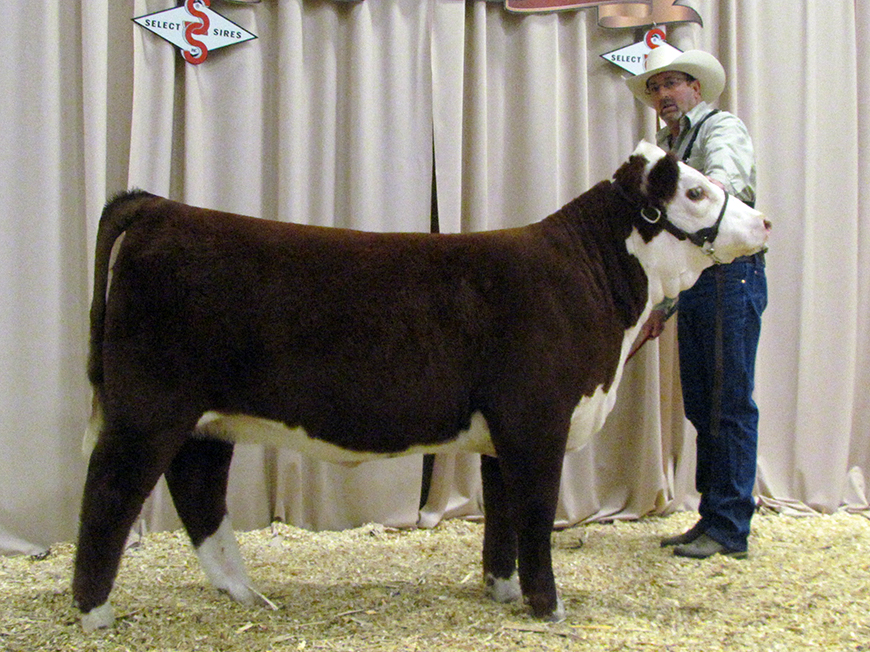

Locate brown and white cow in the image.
[74,141,770,631]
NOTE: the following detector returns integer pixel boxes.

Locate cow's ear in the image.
[613,154,648,193]
[645,152,679,203]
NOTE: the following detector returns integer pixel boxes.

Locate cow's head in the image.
[616,141,771,302]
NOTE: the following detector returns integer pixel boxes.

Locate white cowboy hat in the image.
[626,47,726,108]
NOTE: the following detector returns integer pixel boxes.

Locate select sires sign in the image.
[134,0,256,65]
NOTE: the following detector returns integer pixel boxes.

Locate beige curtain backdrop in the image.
[1,0,868,553]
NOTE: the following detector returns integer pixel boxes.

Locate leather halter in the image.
[615,181,730,262]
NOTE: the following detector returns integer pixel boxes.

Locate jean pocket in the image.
[748,269,768,314]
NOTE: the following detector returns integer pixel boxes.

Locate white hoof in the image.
[81,602,114,632]
[484,571,522,603]
[544,596,566,623]
[195,516,276,609]
[238,584,279,610]
[221,581,260,606]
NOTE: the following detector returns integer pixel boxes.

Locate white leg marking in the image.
[195,516,274,608]
[484,571,522,603]
[81,602,114,632]
[546,596,566,623]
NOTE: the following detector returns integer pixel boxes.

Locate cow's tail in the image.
[88,189,155,386]
[84,189,155,455]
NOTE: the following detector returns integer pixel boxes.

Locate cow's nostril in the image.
[763,220,772,231]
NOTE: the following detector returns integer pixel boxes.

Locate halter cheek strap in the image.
[631,186,730,262]
[685,191,729,252]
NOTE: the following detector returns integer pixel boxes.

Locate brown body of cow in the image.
[73,142,770,631]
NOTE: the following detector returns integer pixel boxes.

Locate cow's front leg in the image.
[480,454,521,603]
[488,432,566,622]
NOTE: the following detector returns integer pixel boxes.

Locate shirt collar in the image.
[683,101,713,130]
[663,101,713,151]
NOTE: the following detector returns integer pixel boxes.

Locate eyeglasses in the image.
[645,76,691,95]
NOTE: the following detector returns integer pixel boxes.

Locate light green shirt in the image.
[656,101,756,206]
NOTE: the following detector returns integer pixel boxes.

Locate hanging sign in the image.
[601,27,681,76]
[133,0,257,65]
[503,0,702,26]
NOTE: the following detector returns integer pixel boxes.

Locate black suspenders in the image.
[681,109,720,162]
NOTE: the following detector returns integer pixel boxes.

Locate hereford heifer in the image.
[74,141,770,631]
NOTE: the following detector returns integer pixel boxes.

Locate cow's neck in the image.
[549,184,649,329]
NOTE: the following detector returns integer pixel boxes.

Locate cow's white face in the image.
[626,141,770,303]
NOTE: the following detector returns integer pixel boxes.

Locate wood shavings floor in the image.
[2,511,869,651]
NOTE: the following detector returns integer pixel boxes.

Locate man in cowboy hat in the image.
[627,47,767,559]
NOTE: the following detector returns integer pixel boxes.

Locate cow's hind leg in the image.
[480,454,521,604]
[73,424,185,632]
[164,437,266,607]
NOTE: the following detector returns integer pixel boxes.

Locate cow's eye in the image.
[686,187,705,201]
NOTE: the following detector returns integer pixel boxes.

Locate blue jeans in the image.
[677,255,767,552]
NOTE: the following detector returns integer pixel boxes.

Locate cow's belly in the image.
[195,410,497,465]
[197,386,618,465]
[195,321,643,464]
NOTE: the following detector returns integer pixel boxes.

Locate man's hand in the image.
[641,308,668,340]
[627,308,669,360]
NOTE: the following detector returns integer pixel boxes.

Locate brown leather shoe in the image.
[673,533,748,559]
[660,522,705,548]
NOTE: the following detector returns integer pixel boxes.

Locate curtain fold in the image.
[425,2,693,526]
[0,1,92,553]
[680,0,867,514]
[1,0,869,554]
[852,0,870,496]
[126,0,434,533]
[426,0,870,525]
